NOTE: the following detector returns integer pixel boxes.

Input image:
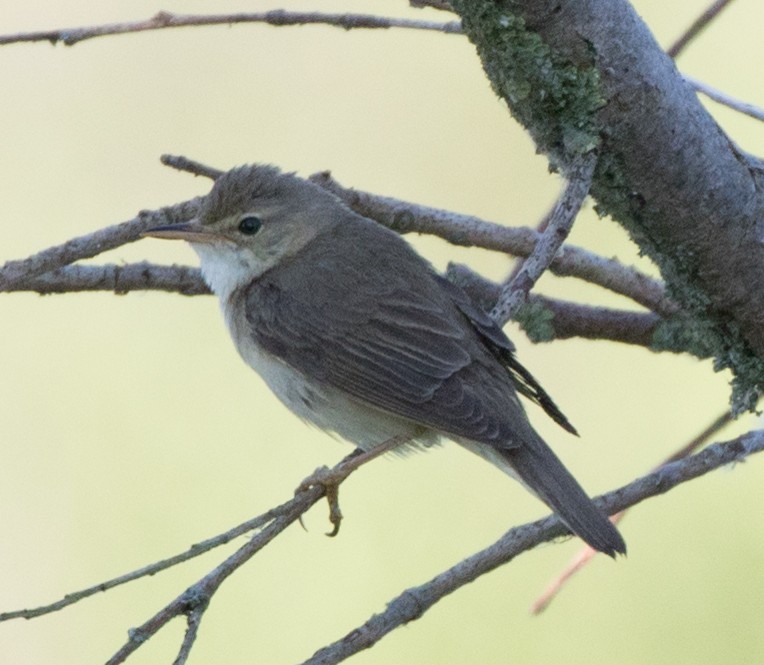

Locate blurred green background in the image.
[2,1,764,663]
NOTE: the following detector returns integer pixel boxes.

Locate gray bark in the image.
[450,0,764,410]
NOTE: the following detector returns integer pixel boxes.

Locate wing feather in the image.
[243,218,548,447]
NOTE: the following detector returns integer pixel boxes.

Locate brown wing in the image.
[433,275,577,435]
[244,218,534,448]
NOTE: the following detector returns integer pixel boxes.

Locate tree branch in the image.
[0,494,297,622]
[7,260,667,350]
[5,421,761,664]
[447,263,662,347]
[2,155,672,320]
[666,0,737,58]
[0,10,461,47]
[1,3,761,664]
[0,199,201,290]
[491,151,596,325]
[687,75,764,122]
[449,0,764,411]
[531,407,736,614]
[9,262,209,296]
[302,428,764,665]
[102,484,324,665]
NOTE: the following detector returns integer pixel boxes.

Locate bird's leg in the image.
[295,434,411,536]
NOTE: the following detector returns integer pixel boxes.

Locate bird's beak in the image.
[141,220,219,244]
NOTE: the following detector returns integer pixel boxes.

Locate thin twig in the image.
[176,606,206,665]
[501,194,559,289]
[161,154,223,180]
[686,75,764,122]
[301,428,764,665]
[0,488,312,622]
[667,0,737,58]
[490,153,597,326]
[447,263,663,348]
[7,263,209,296]
[104,443,377,665]
[0,10,462,47]
[100,441,405,665]
[0,199,201,290]
[103,490,321,665]
[409,1,454,11]
[530,408,736,614]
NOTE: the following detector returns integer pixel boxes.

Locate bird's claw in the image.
[295,465,347,536]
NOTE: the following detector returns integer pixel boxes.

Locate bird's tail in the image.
[501,434,626,557]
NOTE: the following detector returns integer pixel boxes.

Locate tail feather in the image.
[503,436,626,557]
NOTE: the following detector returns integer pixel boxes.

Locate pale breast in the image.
[223,297,436,452]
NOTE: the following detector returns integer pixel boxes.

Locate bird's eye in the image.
[238,216,262,235]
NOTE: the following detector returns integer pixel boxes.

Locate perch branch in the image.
[0,480,323,623]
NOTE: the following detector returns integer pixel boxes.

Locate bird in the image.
[143,164,626,557]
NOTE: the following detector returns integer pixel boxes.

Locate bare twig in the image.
[447,263,662,347]
[501,193,560,289]
[530,408,736,614]
[490,153,597,326]
[103,487,322,665]
[0,199,201,290]
[667,0,737,58]
[7,263,208,296]
[0,484,318,622]
[686,75,764,122]
[0,10,461,47]
[301,428,764,665]
[667,2,761,124]
[410,1,454,12]
[161,153,223,180]
[103,444,372,665]
[176,606,205,665]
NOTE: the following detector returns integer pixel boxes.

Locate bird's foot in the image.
[295,463,355,536]
[295,435,412,536]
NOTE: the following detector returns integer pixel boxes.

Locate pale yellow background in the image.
[2,1,764,664]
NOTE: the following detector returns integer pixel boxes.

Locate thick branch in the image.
[449,0,764,409]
